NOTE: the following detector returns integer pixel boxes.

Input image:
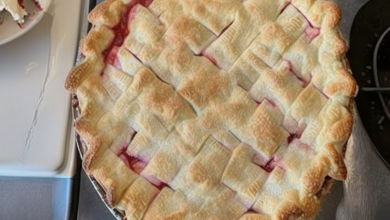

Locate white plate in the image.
[0,1,46,45]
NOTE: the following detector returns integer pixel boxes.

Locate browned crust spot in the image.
[88,0,127,27]
[309,0,341,29]
[82,135,106,173]
[300,195,321,219]
[327,110,354,142]
[239,213,271,220]
[302,165,328,195]
[80,25,115,57]
[325,68,357,99]
[65,56,105,93]
[319,143,348,180]
[275,201,304,220]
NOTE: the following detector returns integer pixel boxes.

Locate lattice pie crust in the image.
[66,0,357,219]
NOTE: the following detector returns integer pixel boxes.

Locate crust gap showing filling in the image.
[66,0,357,219]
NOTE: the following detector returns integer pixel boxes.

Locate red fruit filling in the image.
[116,131,147,174]
[18,0,24,8]
[154,182,168,190]
[287,4,321,42]
[218,21,234,37]
[304,25,320,43]
[101,13,130,60]
[246,208,257,214]
[260,157,277,173]
[102,0,155,61]
[287,133,301,144]
[264,98,278,109]
[119,153,147,174]
[196,50,222,70]
[141,174,166,189]
[279,2,291,14]
[34,0,43,10]
[105,46,121,69]
[130,131,137,142]
[72,94,79,108]
[313,83,330,99]
[111,19,128,47]
[283,60,310,88]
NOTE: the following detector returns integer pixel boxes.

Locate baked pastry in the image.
[66,0,357,219]
[0,0,50,23]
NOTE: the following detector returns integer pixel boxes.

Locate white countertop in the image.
[0,0,82,177]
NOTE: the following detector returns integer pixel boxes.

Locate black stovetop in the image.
[348,0,390,168]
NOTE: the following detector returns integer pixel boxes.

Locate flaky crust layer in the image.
[66,0,357,219]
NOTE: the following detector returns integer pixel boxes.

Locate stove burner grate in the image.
[348,0,390,168]
[361,26,390,121]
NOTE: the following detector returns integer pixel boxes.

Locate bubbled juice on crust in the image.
[287,133,302,145]
[116,131,146,174]
[260,157,277,173]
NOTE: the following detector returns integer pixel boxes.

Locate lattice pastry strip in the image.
[190,187,247,220]
[89,148,139,207]
[199,86,258,133]
[87,0,129,27]
[177,65,234,112]
[123,4,166,54]
[180,0,242,35]
[145,43,214,89]
[248,60,305,114]
[168,137,230,197]
[222,143,269,208]
[148,0,184,27]
[211,130,242,151]
[228,49,269,91]
[115,177,160,220]
[284,83,329,134]
[176,119,210,153]
[143,187,194,220]
[231,99,290,159]
[204,0,290,69]
[276,5,308,45]
[65,0,358,219]
[139,130,196,184]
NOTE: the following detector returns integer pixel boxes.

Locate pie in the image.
[0,0,50,23]
[66,0,357,219]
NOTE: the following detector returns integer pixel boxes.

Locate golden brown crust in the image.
[239,213,271,220]
[66,0,356,219]
[274,201,304,220]
[65,57,105,93]
[80,25,115,57]
[307,0,341,29]
[90,149,138,206]
[87,0,126,27]
[116,177,159,220]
